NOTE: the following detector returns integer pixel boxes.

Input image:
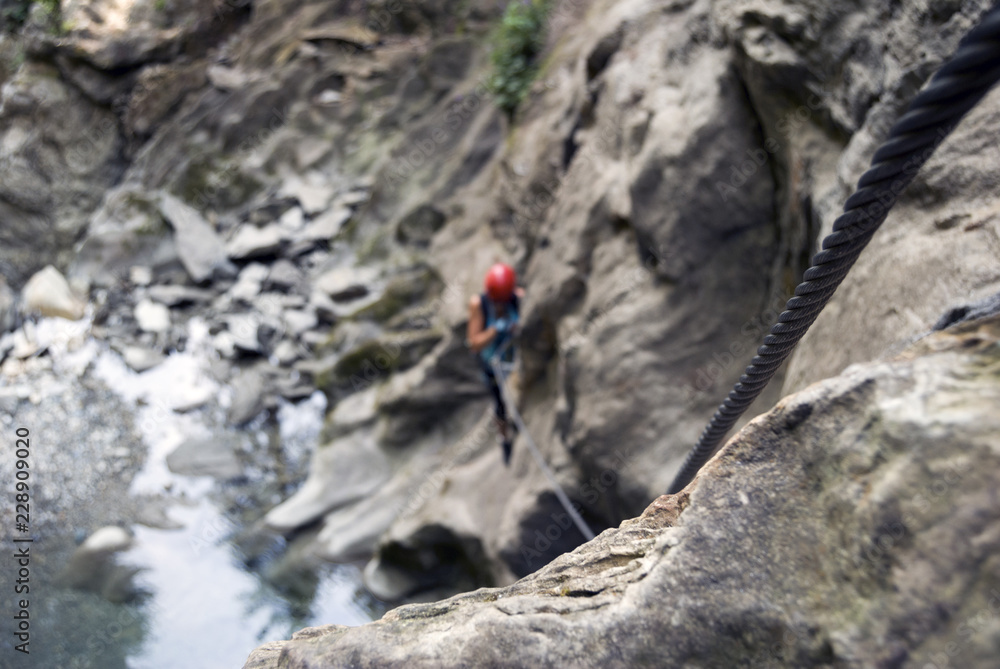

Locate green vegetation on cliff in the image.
[489,0,552,117]
[1,0,60,33]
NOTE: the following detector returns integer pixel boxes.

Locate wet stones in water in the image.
[227,366,269,426]
[134,298,172,334]
[165,434,244,480]
[57,526,144,604]
[0,387,21,417]
[123,346,166,373]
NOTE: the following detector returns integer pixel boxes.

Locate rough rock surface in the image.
[245,313,1000,668]
[783,81,1000,393]
[5,0,999,641]
[340,0,1000,602]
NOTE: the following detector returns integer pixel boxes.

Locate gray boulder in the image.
[165,435,243,480]
[226,224,286,260]
[300,207,351,243]
[134,298,171,334]
[226,365,270,426]
[316,266,379,302]
[123,346,166,373]
[67,187,182,290]
[157,192,236,283]
[22,266,86,321]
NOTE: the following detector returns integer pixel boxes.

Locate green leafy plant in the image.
[37,0,61,33]
[1,0,61,34]
[488,0,551,118]
[0,1,32,31]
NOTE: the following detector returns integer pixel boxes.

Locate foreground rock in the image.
[245,313,1000,668]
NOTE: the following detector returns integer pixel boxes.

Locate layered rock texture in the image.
[2,0,999,663]
[244,312,1000,667]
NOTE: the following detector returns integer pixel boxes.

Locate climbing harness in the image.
[490,342,597,541]
[667,3,1000,494]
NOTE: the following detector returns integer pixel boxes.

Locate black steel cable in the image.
[489,339,596,539]
[667,3,1000,495]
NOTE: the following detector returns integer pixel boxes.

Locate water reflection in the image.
[0,315,381,668]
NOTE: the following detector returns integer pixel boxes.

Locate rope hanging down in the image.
[667,3,1000,495]
[490,351,596,541]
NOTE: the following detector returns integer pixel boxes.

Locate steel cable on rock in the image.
[667,3,1000,495]
[489,340,596,541]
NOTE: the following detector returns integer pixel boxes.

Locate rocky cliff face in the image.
[244,311,1000,668]
[2,0,999,662]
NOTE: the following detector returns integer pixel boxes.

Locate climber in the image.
[466,263,523,465]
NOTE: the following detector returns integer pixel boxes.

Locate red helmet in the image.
[484,263,516,301]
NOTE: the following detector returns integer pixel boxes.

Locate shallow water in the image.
[0,315,379,668]
[122,502,371,669]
